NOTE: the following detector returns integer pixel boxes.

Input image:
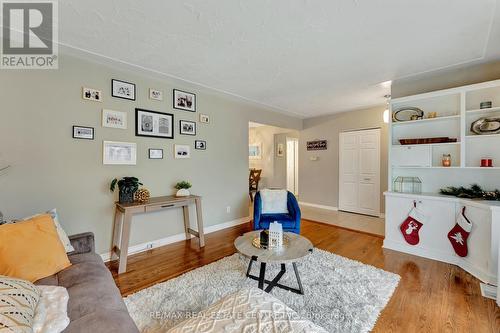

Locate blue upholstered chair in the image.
[253,191,301,234]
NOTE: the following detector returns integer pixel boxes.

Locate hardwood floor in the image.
[107,219,500,332]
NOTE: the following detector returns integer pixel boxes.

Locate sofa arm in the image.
[69,232,95,254]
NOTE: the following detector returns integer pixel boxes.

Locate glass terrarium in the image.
[393,176,422,194]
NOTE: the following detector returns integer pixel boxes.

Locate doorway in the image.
[338,128,380,217]
[286,137,299,195]
[248,122,300,208]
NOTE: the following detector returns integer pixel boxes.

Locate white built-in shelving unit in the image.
[385,80,500,290]
[388,79,500,192]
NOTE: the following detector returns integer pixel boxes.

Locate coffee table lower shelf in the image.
[245,255,305,295]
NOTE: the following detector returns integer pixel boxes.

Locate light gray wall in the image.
[298,106,388,212]
[0,52,302,254]
[392,60,500,98]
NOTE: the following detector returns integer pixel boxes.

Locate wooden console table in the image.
[111,195,205,274]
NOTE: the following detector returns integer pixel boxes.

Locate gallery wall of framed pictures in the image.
[76,80,209,164]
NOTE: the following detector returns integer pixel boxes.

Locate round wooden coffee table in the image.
[234,230,313,295]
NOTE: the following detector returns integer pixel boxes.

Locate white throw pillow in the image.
[260,189,289,214]
[20,209,75,253]
[0,275,41,333]
[33,286,70,333]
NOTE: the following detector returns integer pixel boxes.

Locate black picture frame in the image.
[111,79,136,101]
[148,149,164,159]
[72,126,94,140]
[195,140,206,150]
[173,89,196,112]
[179,120,196,136]
[135,108,174,139]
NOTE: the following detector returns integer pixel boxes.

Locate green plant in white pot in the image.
[175,181,192,197]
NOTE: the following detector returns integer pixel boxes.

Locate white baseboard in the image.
[100,216,251,262]
[383,239,497,285]
[299,201,338,211]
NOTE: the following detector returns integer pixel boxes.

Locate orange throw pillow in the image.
[0,214,71,282]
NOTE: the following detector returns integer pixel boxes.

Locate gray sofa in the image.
[35,232,139,333]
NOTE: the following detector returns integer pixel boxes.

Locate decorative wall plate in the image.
[393,107,424,122]
[471,117,500,135]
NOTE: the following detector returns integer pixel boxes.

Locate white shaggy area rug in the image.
[124,249,400,333]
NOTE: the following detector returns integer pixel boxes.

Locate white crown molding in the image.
[100,216,251,262]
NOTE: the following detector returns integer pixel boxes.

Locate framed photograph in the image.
[149,88,163,101]
[149,148,163,159]
[179,120,196,136]
[73,126,94,140]
[136,108,174,139]
[195,140,206,150]
[103,141,137,165]
[82,87,102,102]
[276,143,284,157]
[174,144,191,159]
[102,109,127,129]
[173,89,196,112]
[112,79,136,100]
[249,143,262,159]
[199,114,210,123]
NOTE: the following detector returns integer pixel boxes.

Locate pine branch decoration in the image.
[440,184,500,201]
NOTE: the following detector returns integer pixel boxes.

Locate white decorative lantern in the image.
[269,221,283,248]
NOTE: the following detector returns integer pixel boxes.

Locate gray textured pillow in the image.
[0,275,41,333]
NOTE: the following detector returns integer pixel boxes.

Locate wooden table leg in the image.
[111,208,122,261]
[195,197,205,247]
[118,211,132,274]
[182,205,191,240]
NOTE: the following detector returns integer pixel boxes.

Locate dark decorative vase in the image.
[119,191,135,204]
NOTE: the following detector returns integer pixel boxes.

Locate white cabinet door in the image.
[339,128,380,216]
[391,145,431,167]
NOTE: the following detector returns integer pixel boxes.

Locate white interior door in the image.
[286,138,299,195]
[339,128,380,216]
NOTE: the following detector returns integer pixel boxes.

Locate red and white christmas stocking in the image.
[447,207,472,257]
[399,204,426,245]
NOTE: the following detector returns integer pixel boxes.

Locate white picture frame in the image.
[276,143,284,157]
[103,141,137,165]
[174,144,191,159]
[149,88,163,101]
[82,87,102,102]
[111,79,136,101]
[199,114,210,123]
[102,109,127,129]
[249,143,262,159]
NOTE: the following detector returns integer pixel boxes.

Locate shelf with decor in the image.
[386,79,500,287]
[391,114,460,127]
[389,78,500,192]
[465,133,500,139]
[466,106,500,114]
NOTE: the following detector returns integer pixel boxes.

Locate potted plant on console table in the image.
[175,181,192,197]
[110,177,142,204]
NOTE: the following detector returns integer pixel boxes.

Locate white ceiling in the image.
[58,0,500,118]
